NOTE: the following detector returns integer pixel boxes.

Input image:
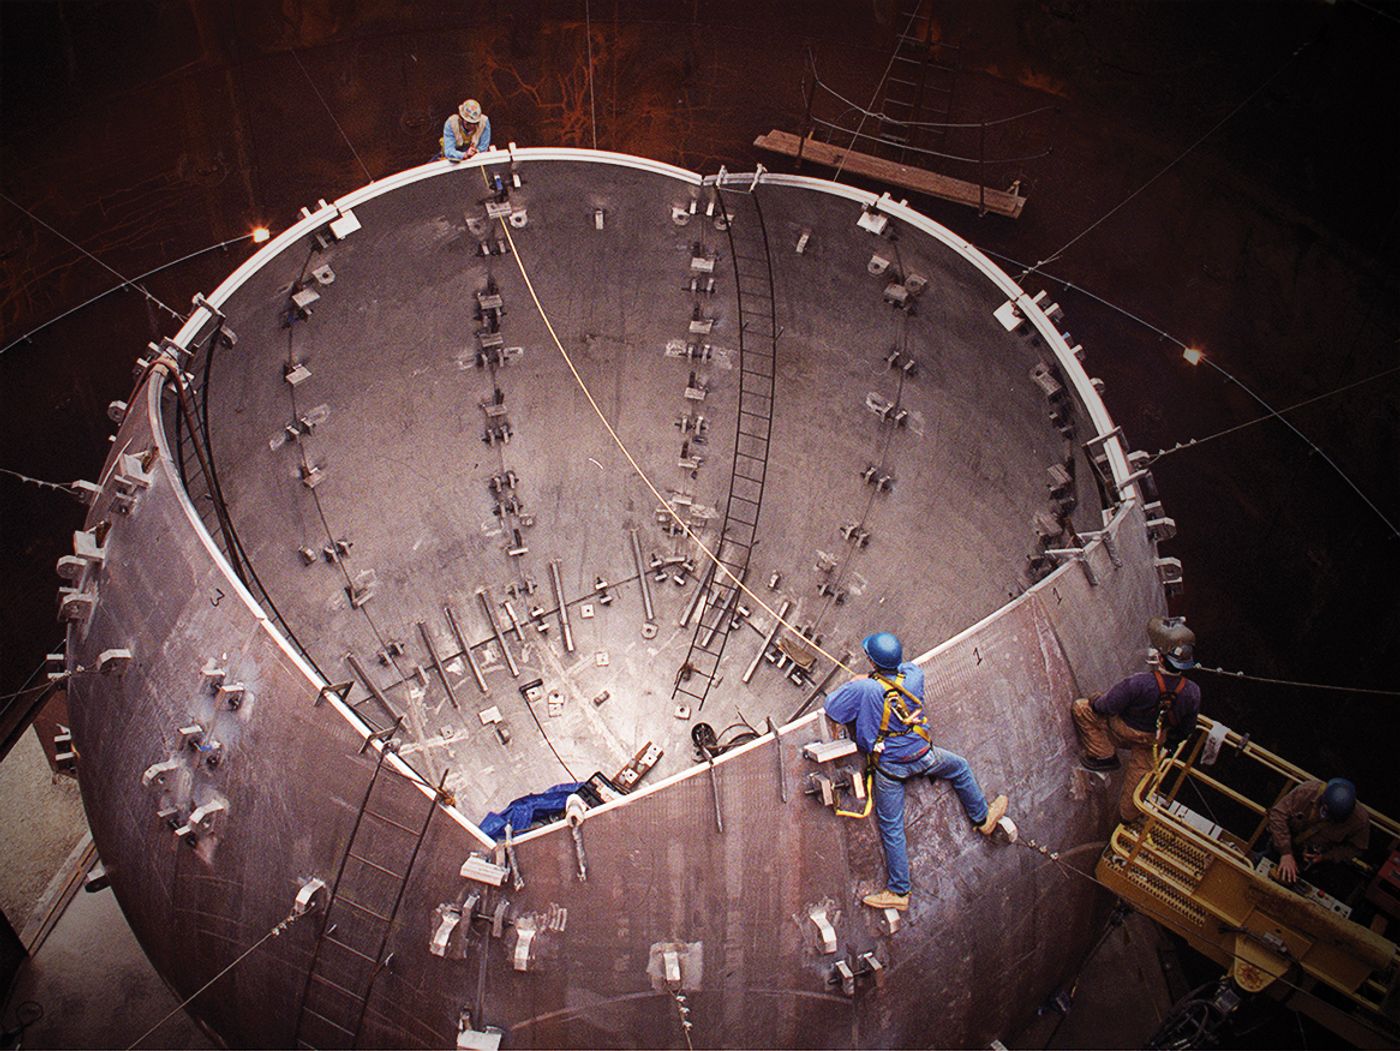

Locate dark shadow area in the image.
[2,2,1397,1046]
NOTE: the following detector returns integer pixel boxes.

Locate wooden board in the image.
[753,129,1026,219]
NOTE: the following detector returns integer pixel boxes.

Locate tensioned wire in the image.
[480,171,866,688]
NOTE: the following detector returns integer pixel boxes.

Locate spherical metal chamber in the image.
[63,150,1169,1048]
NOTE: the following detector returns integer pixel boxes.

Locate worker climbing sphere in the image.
[825,630,1009,913]
[441,97,492,162]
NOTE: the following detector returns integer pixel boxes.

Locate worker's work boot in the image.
[977,794,1009,836]
[862,889,910,911]
[1079,753,1121,772]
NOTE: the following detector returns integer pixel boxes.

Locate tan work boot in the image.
[977,794,1009,836]
[862,888,910,911]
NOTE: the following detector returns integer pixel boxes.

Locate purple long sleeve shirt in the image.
[1093,670,1200,735]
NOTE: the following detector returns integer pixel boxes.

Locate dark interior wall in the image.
[2,1,1397,805]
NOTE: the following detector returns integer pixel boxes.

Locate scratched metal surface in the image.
[197,159,1107,822]
[62,155,1170,1048]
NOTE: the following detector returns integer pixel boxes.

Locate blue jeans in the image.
[873,746,990,895]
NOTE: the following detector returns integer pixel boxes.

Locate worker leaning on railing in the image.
[1264,778,1371,897]
[442,98,491,162]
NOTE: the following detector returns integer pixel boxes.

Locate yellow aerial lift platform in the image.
[1096,717,1400,1048]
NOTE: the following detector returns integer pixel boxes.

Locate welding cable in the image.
[0,233,265,356]
[482,175,872,695]
[1014,34,1318,283]
[977,244,1400,541]
[485,172,949,724]
[1193,665,1400,697]
[288,47,373,184]
[1007,825,1400,1046]
[1147,366,1400,464]
[831,6,923,183]
[124,908,306,1050]
[0,467,84,497]
[584,0,599,150]
[0,190,187,330]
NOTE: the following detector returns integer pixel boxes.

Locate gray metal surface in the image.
[62,151,1170,1049]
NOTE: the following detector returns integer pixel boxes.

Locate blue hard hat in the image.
[1321,778,1357,822]
[861,632,903,671]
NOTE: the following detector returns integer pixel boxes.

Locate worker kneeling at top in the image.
[1072,616,1201,822]
[824,631,1008,913]
[1265,777,1370,899]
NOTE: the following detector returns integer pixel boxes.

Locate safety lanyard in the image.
[874,672,933,746]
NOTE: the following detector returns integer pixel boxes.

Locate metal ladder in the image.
[672,173,778,712]
[292,748,440,1049]
[877,3,961,163]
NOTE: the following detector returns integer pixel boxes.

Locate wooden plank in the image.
[753,130,1026,219]
[20,832,96,954]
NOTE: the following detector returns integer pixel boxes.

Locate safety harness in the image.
[834,672,933,819]
[441,114,485,158]
[1150,668,1185,764]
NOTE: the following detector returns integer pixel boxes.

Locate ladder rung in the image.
[322,934,378,963]
[301,1006,357,1035]
[345,851,402,878]
[362,808,420,835]
[334,896,395,923]
[309,971,368,1003]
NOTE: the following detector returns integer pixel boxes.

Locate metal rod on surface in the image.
[768,716,789,803]
[678,561,714,627]
[503,823,525,891]
[629,528,655,625]
[743,599,790,684]
[346,652,401,722]
[477,587,519,677]
[443,603,489,694]
[790,650,850,722]
[699,571,742,649]
[503,600,526,642]
[706,756,724,834]
[417,621,460,710]
[548,560,575,653]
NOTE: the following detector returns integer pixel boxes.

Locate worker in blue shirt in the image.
[824,632,1009,912]
[1072,616,1202,821]
[442,98,491,161]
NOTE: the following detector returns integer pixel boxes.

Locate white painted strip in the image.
[140,379,492,845]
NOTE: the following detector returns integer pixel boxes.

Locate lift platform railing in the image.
[1096,716,1400,1041]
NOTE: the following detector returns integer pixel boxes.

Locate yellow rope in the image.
[484,170,864,690]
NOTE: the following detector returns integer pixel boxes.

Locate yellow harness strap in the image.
[835,673,930,820]
[874,672,932,746]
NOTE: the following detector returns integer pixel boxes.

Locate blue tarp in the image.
[478,781,583,840]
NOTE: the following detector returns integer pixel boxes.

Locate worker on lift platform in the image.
[1072,616,1201,821]
[824,631,1009,913]
[443,98,491,161]
[1266,777,1371,895]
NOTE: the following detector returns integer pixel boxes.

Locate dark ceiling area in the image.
[2,0,1398,816]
